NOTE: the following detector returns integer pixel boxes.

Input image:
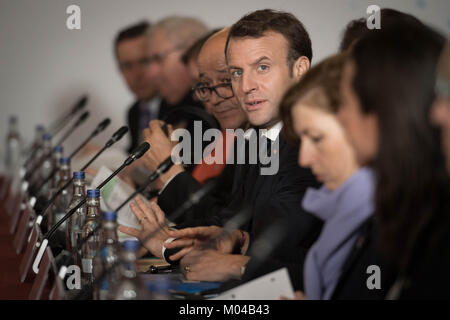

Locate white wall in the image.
[1,0,449,154]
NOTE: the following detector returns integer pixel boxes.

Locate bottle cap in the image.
[36,125,45,131]
[53,145,63,153]
[43,133,52,140]
[87,189,100,198]
[103,211,117,222]
[122,240,140,252]
[60,157,70,165]
[73,171,85,179]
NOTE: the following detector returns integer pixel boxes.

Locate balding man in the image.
[142,16,219,174]
[119,27,248,258]
[147,16,208,110]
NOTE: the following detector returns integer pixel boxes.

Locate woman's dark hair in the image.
[339,8,424,52]
[280,53,346,144]
[349,22,447,271]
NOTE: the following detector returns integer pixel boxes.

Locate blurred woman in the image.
[338,23,449,299]
[280,53,389,299]
[431,42,450,174]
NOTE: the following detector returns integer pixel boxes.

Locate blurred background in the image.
[1,0,449,153]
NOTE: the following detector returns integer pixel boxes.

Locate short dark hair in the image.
[181,28,222,66]
[280,53,346,144]
[339,8,423,51]
[349,22,447,271]
[114,21,150,57]
[226,9,312,71]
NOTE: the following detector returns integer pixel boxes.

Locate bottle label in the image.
[82,258,93,273]
[55,212,67,231]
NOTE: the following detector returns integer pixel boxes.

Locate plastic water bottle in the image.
[50,145,64,189]
[51,157,71,232]
[4,116,23,173]
[65,171,87,265]
[81,189,102,287]
[93,211,120,300]
[25,124,45,168]
[35,133,52,195]
[110,240,147,300]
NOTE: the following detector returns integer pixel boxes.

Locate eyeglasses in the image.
[193,82,234,101]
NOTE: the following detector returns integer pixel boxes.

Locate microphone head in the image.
[94,118,111,135]
[132,142,150,160]
[78,111,90,122]
[74,111,90,127]
[112,126,128,142]
[72,95,88,114]
[105,126,128,148]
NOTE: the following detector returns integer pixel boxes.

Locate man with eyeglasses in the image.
[114,21,165,153]
[120,10,322,292]
[141,16,222,178]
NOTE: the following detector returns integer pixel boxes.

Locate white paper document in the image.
[212,268,295,300]
[90,165,142,231]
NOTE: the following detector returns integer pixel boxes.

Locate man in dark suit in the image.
[167,10,323,290]
[114,21,165,153]
[120,10,323,291]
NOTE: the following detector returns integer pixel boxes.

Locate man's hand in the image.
[141,120,184,187]
[180,249,250,282]
[164,226,247,261]
[118,198,169,258]
[280,291,307,300]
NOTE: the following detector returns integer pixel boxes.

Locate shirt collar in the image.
[262,121,283,141]
[243,121,283,141]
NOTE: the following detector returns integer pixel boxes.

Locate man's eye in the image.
[311,136,323,144]
[258,65,269,72]
[231,70,242,78]
[198,87,209,94]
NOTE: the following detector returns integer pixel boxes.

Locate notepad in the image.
[211,268,295,300]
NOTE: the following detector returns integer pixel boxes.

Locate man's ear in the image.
[292,56,310,81]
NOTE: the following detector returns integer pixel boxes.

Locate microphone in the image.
[32,142,150,274]
[72,179,217,300]
[30,118,111,196]
[54,110,90,147]
[115,156,173,212]
[57,156,174,279]
[48,95,88,137]
[33,126,129,223]
[23,111,90,182]
[68,118,111,159]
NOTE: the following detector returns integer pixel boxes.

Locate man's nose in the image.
[241,73,257,94]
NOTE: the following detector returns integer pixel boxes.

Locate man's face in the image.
[116,36,156,101]
[147,29,191,105]
[227,32,297,128]
[197,33,247,130]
